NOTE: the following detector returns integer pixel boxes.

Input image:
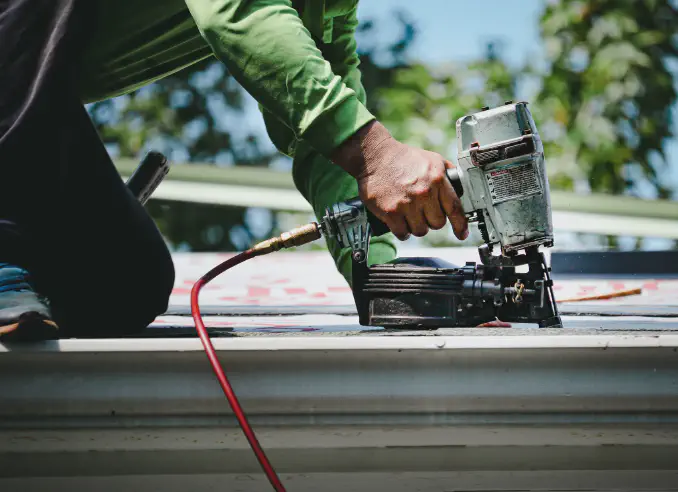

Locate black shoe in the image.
[0,263,58,342]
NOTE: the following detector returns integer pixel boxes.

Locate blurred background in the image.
[89,0,678,255]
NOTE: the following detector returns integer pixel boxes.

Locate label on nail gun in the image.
[485,160,541,204]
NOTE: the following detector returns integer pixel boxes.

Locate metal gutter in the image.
[3,333,678,351]
[2,331,678,485]
[3,471,678,492]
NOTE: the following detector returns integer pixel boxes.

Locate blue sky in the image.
[357,0,545,68]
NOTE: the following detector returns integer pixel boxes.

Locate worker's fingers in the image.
[405,209,429,238]
[439,177,468,240]
[422,194,447,231]
[382,214,411,241]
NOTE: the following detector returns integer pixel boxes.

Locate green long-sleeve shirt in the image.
[81,0,398,282]
[81,0,374,160]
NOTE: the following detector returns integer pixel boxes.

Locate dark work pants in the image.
[0,0,175,336]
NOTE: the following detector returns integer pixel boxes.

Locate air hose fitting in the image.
[252,222,322,254]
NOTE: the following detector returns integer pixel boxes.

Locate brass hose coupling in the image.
[251,222,322,254]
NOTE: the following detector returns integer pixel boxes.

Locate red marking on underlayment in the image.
[643,281,659,290]
[200,320,234,327]
[255,327,318,332]
[222,297,253,304]
[184,280,221,287]
[610,282,626,291]
[328,286,352,292]
[171,288,192,295]
[175,284,220,293]
[311,292,328,298]
[247,287,271,297]
[284,287,307,295]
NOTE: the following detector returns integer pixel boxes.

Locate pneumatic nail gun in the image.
[320,101,562,328]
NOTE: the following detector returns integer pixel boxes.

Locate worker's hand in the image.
[332,121,468,241]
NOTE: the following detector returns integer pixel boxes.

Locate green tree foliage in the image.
[360,36,516,158]
[89,58,275,165]
[535,0,678,197]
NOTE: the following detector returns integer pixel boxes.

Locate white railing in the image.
[116,160,678,239]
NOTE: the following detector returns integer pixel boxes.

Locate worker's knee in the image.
[105,239,175,335]
[120,245,176,329]
[52,244,175,337]
[133,248,175,320]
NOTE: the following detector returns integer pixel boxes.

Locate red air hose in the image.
[190,225,509,491]
[191,248,287,492]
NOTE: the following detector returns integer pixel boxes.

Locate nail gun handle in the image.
[365,167,465,238]
[126,151,170,205]
[446,168,464,198]
[367,209,391,237]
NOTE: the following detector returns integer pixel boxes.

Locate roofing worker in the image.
[0,0,468,341]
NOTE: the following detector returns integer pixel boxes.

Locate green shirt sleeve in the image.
[320,5,367,105]
[184,0,375,158]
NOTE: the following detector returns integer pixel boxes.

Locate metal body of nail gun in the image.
[321,101,562,328]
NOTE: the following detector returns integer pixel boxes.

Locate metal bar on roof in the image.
[116,160,678,220]
[115,169,678,237]
[116,161,678,218]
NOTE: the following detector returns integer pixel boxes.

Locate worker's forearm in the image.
[184,0,375,158]
[330,120,404,179]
